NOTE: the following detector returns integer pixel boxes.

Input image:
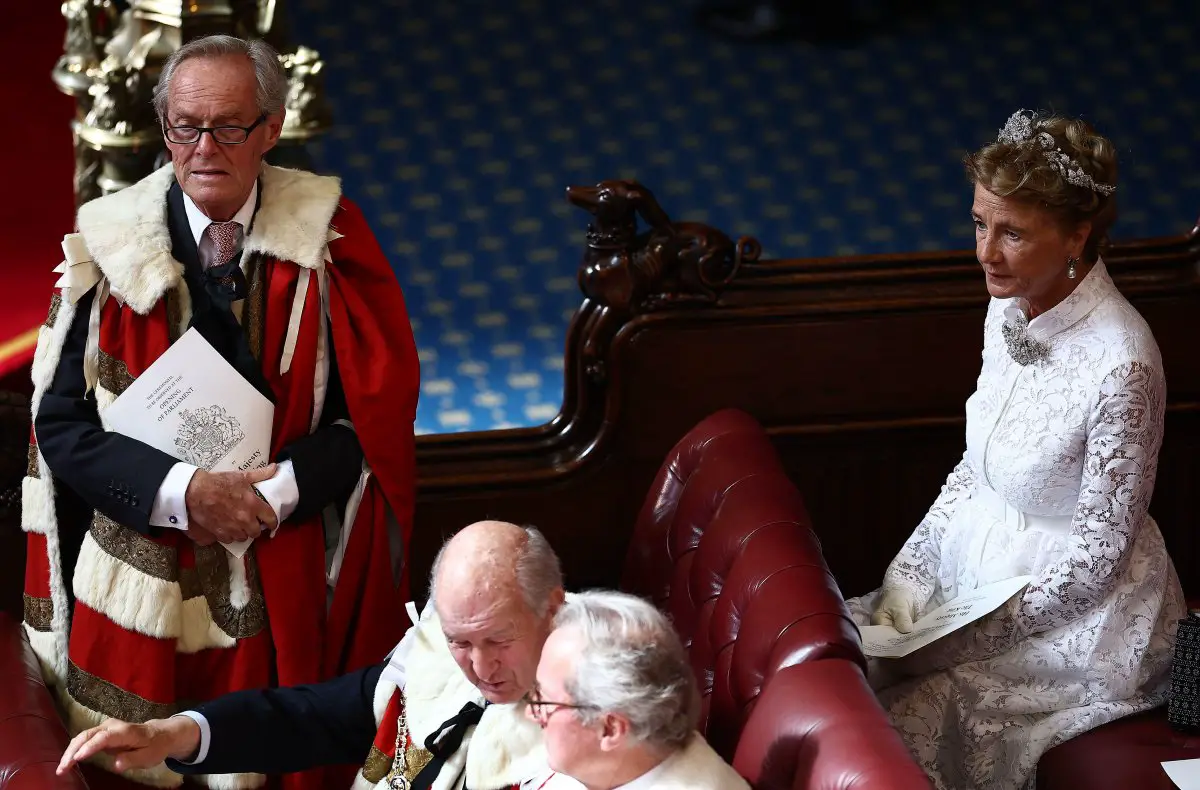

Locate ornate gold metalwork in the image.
[280,46,331,142]
[54,0,332,205]
[53,0,119,97]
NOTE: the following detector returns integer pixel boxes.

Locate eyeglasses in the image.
[522,688,598,725]
[163,115,267,145]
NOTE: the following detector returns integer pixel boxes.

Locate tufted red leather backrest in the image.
[620,408,864,761]
[0,613,89,790]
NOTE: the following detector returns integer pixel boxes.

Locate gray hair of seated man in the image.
[556,590,699,750]
[428,524,563,617]
[153,34,289,121]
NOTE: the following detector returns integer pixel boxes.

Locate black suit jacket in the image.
[168,662,384,775]
[34,183,364,591]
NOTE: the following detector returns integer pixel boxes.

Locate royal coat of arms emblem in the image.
[174,404,246,469]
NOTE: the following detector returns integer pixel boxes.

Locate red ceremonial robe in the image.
[22,164,419,790]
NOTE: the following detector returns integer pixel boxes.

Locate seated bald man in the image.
[58,521,565,790]
[529,591,749,790]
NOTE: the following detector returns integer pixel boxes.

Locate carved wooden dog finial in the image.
[566,180,761,312]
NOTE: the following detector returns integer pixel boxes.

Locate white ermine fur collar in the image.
[386,604,548,790]
[75,163,342,315]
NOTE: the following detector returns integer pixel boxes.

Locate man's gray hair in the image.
[556,591,699,750]
[428,525,563,617]
[153,35,288,120]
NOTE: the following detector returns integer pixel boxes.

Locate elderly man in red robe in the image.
[23,33,419,790]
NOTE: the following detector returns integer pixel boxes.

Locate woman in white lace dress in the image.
[846,109,1185,790]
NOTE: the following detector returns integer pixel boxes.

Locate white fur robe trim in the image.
[73,532,183,639]
[24,289,79,688]
[74,163,342,316]
[22,624,62,690]
[176,595,237,654]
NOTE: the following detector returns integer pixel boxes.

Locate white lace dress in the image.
[846,261,1185,790]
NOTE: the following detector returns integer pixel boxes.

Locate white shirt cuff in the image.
[254,459,300,532]
[148,463,199,529]
[171,711,211,765]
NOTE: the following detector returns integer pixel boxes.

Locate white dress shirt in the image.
[148,182,300,532]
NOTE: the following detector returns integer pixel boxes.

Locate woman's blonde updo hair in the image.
[964,110,1119,263]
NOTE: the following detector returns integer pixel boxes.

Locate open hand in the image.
[185,464,279,544]
[57,716,200,775]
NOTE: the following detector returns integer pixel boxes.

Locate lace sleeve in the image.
[882,452,977,606]
[907,360,1165,669]
[1017,360,1164,631]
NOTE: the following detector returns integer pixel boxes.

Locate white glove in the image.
[871,587,919,634]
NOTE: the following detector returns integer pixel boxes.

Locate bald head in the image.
[433,520,527,604]
[429,521,565,703]
[430,521,563,617]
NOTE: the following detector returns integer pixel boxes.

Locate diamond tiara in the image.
[996,109,1117,196]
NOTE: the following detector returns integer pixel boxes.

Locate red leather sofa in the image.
[622,408,931,789]
[0,615,88,790]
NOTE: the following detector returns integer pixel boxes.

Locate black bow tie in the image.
[411,701,487,790]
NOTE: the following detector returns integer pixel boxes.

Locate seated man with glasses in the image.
[59,521,565,789]
[528,591,749,790]
[27,32,419,787]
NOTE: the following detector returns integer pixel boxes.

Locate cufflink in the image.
[169,515,179,525]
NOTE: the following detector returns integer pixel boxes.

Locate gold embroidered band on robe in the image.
[360,737,434,784]
[165,285,186,343]
[27,443,40,479]
[45,292,62,329]
[88,511,268,640]
[90,511,178,581]
[194,544,268,640]
[362,746,393,784]
[23,594,54,632]
[98,348,136,396]
[179,566,203,601]
[67,660,176,723]
[243,254,266,362]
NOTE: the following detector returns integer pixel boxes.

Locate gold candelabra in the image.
[52,0,331,205]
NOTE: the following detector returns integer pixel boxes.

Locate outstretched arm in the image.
[59,663,385,777]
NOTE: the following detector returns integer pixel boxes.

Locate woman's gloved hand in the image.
[871,586,920,634]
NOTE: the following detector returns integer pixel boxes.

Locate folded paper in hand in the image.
[859,575,1033,658]
[103,328,274,558]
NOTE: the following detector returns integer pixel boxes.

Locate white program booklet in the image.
[1163,759,1200,789]
[859,575,1033,658]
[103,328,274,557]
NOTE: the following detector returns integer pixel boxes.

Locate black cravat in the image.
[410,701,487,790]
[203,255,249,310]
